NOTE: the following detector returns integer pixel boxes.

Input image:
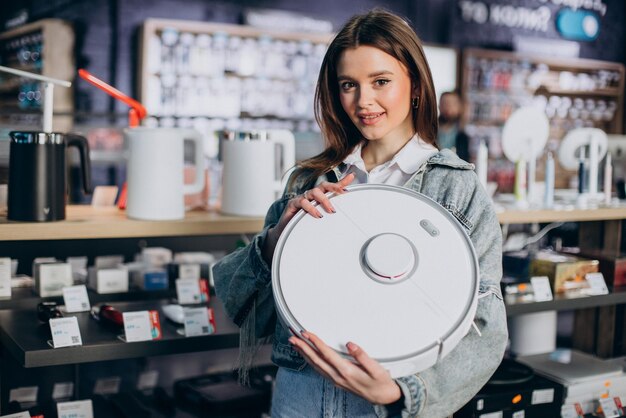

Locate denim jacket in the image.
[213,149,508,417]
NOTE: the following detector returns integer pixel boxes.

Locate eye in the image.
[375,79,390,86]
[340,81,356,91]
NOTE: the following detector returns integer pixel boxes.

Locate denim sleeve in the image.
[376,175,508,418]
[213,195,292,337]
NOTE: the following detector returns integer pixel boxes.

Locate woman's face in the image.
[337,45,415,146]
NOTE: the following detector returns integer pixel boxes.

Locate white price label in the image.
[512,411,524,418]
[0,258,11,298]
[561,403,584,418]
[183,307,215,337]
[1,412,31,418]
[478,412,502,418]
[531,388,554,404]
[57,399,94,418]
[179,264,201,280]
[93,377,121,395]
[176,278,202,305]
[123,310,161,342]
[52,382,74,400]
[137,370,159,390]
[50,317,83,348]
[530,276,553,302]
[62,285,91,313]
[9,386,38,403]
[599,397,621,418]
[585,272,609,295]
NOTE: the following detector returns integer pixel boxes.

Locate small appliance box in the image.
[456,374,564,418]
[530,250,598,294]
[563,248,626,288]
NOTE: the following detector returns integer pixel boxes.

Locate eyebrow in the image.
[337,70,394,80]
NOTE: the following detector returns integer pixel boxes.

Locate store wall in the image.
[1,0,624,120]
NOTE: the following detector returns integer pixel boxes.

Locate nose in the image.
[357,85,375,109]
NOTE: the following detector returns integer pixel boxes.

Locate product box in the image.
[88,267,129,294]
[34,261,73,297]
[455,374,564,418]
[502,250,532,281]
[167,262,211,290]
[530,250,599,294]
[563,248,626,288]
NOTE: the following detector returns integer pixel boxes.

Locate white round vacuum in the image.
[272,184,479,378]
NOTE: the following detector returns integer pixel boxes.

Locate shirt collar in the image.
[342,135,437,174]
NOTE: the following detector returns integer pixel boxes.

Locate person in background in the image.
[437,90,470,162]
[213,8,506,418]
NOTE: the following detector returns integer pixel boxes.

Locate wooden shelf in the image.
[496,205,626,224]
[0,206,265,241]
[1,204,625,241]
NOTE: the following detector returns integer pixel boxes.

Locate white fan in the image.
[558,128,608,196]
[502,107,550,203]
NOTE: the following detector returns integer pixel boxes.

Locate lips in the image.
[357,112,385,126]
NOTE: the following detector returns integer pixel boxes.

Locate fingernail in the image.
[343,188,349,192]
[346,342,356,351]
[318,213,324,218]
[330,206,336,213]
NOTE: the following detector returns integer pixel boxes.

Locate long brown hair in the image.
[294,8,439,184]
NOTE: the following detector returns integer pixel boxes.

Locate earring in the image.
[412,96,419,109]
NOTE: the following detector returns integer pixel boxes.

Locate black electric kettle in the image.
[7,131,92,222]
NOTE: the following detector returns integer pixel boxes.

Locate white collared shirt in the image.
[341,135,438,186]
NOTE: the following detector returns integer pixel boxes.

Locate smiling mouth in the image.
[358,112,385,125]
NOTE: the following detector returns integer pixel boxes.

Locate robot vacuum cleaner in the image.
[272,184,479,378]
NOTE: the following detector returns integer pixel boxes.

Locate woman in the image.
[213,9,507,417]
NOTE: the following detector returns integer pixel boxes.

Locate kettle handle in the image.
[66,134,93,194]
[181,129,205,196]
[270,130,296,194]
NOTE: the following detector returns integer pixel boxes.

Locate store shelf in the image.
[0,287,176,310]
[496,205,626,224]
[0,206,266,241]
[506,288,626,316]
[1,204,625,241]
[0,299,239,368]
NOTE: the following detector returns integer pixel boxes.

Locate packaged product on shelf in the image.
[517,349,626,416]
[33,260,73,297]
[530,250,599,295]
[88,266,129,294]
[562,248,626,288]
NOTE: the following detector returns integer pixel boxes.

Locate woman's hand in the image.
[289,331,402,406]
[262,173,355,263]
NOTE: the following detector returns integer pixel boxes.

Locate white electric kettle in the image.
[125,127,204,220]
[220,129,295,217]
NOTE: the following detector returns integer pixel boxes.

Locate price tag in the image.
[183,307,216,337]
[512,411,524,418]
[477,412,502,418]
[179,264,201,280]
[531,388,554,404]
[93,377,120,395]
[0,258,11,298]
[137,370,159,390]
[9,386,38,404]
[600,397,621,418]
[530,276,553,302]
[122,310,162,342]
[1,412,31,418]
[585,272,609,295]
[561,403,584,418]
[176,278,209,305]
[52,382,74,400]
[50,317,82,348]
[57,399,94,418]
[62,285,91,313]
